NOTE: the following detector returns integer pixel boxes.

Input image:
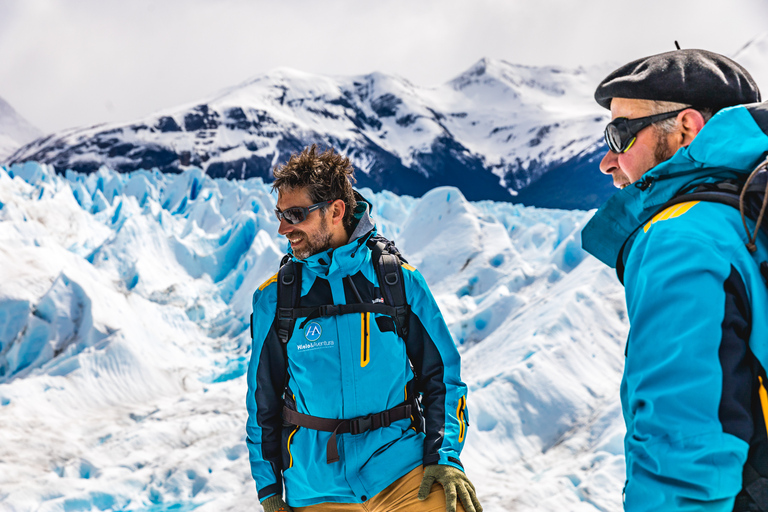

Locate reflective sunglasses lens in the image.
[283,207,306,224]
[605,124,623,153]
[604,130,615,152]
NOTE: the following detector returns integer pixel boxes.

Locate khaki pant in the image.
[294,465,466,512]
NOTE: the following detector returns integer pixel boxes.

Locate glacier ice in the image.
[0,162,628,511]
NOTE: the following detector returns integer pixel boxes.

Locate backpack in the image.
[252,232,426,464]
[274,234,411,345]
[641,157,768,511]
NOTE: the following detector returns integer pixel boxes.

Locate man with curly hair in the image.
[246,145,481,512]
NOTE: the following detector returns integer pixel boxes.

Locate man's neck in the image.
[330,230,350,250]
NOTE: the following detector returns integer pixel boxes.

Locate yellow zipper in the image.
[286,426,300,468]
[361,313,370,367]
[456,396,466,443]
[759,376,768,438]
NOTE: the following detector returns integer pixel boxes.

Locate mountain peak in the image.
[0,96,42,161]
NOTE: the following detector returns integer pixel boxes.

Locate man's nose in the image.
[277,218,292,235]
[599,150,618,175]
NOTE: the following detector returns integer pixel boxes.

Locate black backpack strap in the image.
[368,237,410,339]
[737,463,768,511]
[276,258,301,344]
[282,401,413,464]
[617,184,744,284]
[658,190,741,211]
[295,303,403,329]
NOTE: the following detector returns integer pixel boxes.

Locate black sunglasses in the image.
[274,200,333,225]
[604,108,689,153]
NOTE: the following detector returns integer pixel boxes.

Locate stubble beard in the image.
[653,129,676,168]
[292,216,333,260]
[616,129,676,189]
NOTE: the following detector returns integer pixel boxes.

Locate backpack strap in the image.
[616,181,745,284]
[736,462,768,511]
[282,401,413,464]
[276,258,302,344]
[294,303,405,329]
[272,237,411,343]
[368,237,410,339]
[658,190,741,211]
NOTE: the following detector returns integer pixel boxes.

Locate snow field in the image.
[0,162,628,511]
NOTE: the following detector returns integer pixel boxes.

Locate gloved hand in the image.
[418,464,483,512]
[261,495,294,512]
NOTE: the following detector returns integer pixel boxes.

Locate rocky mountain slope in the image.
[7,59,613,206]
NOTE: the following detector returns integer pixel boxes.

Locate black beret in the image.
[595,49,760,110]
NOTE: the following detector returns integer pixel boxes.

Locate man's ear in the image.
[331,199,346,225]
[678,109,706,147]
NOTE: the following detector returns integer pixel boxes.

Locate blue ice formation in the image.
[0,161,593,384]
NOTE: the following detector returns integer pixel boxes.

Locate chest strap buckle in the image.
[350,414,372,435]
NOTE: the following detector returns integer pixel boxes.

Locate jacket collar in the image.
[582,104,768,268]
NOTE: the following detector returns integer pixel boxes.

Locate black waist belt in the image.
[282,402,412,464]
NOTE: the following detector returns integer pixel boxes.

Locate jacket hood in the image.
[348,191,375,242]
[582,102,768,268]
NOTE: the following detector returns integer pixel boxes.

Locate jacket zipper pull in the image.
[635,176,654,191]
[351,234,368,258]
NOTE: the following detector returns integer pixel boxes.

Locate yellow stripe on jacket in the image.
[644,201,700,233]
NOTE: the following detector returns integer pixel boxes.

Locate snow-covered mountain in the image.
[7,33,768,211]
[0,96,42,162]
[0,161,628,511]
[7,59,615,207]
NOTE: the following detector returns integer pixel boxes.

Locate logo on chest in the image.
[305,322,322,341]
[296,322,335,352]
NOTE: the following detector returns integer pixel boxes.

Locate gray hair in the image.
[649,100,715,135]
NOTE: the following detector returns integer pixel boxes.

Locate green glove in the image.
[417,464,483,512]
[261,495,293,512]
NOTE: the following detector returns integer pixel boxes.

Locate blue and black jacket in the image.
[246,202,469,508]
[583,103,768,511]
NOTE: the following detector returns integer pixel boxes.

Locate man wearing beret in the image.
[581,49,768,511]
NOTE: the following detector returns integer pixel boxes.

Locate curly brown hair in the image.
[272,144,358,234]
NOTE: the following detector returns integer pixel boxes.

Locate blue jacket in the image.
[582,103,768,511]
[246,203,469,508]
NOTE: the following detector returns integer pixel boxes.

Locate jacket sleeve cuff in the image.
[424,453,465,472]
[258,483,282,502]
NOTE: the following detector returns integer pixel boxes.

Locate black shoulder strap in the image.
[658,190,741,211]
[276,257,302,344]
[368,236,410,339]
[616,182,745,283]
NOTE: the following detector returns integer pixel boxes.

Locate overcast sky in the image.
[1,0,767,134]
